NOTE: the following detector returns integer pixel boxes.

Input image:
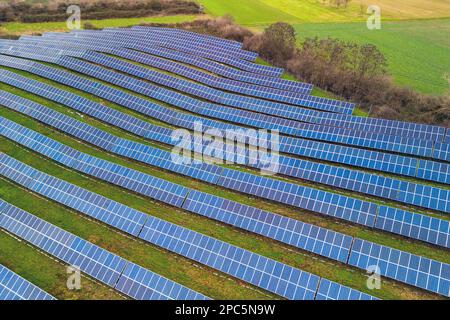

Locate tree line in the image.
[0,0,202,23]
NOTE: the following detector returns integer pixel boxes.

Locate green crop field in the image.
[197,0,450,94]
[0,15,201,35]
[293,19,450,94]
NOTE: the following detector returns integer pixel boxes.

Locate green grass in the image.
[0,14,201,35]
[294,19,450,94]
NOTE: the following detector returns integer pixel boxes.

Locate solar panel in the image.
[375,207,450,248]
[0,199,209,300]
[315,279,378,300]
[183,190,353,263]
[0,264,55,300]
[348,239,450,297]
[417,160,450,185]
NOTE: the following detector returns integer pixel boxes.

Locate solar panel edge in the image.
[0,263,56,300]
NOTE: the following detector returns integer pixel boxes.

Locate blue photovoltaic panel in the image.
[0,199,127,287]
[139,216,321,300]
[217,168,378,227]
[417,160,450,185]
[115,263,209,300]
[433,142,450,162]
[315,279,378,300]
[375,206,449,248]
[348,239,450,297]
[0,264,55,300]
[182,190,353,263]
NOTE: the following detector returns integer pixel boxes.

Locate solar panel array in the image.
[31,32,314,93]
[0,27,448,301]
[0,264,55,300]
[9,37,445,142]
[0,69,447,214]
[66,29,284,77]
[0,53,449,186]
[2,151,448,298]
[0,154,377,300]
[0,199,209,300]
[7,40,352,115]
[0,112,448,253]
[0,92,448,249]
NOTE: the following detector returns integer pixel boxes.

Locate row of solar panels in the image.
[0,264,55,300]
[0,96,448,250]
[0,199,210,300]
[125,26,255,60]
[59,28,283,78]
[133,26,244,50]
[0,55,448,186]
[0,161,378,301]
[0,151,448,298]
[0,70,447,216]
[107,27,259,64]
